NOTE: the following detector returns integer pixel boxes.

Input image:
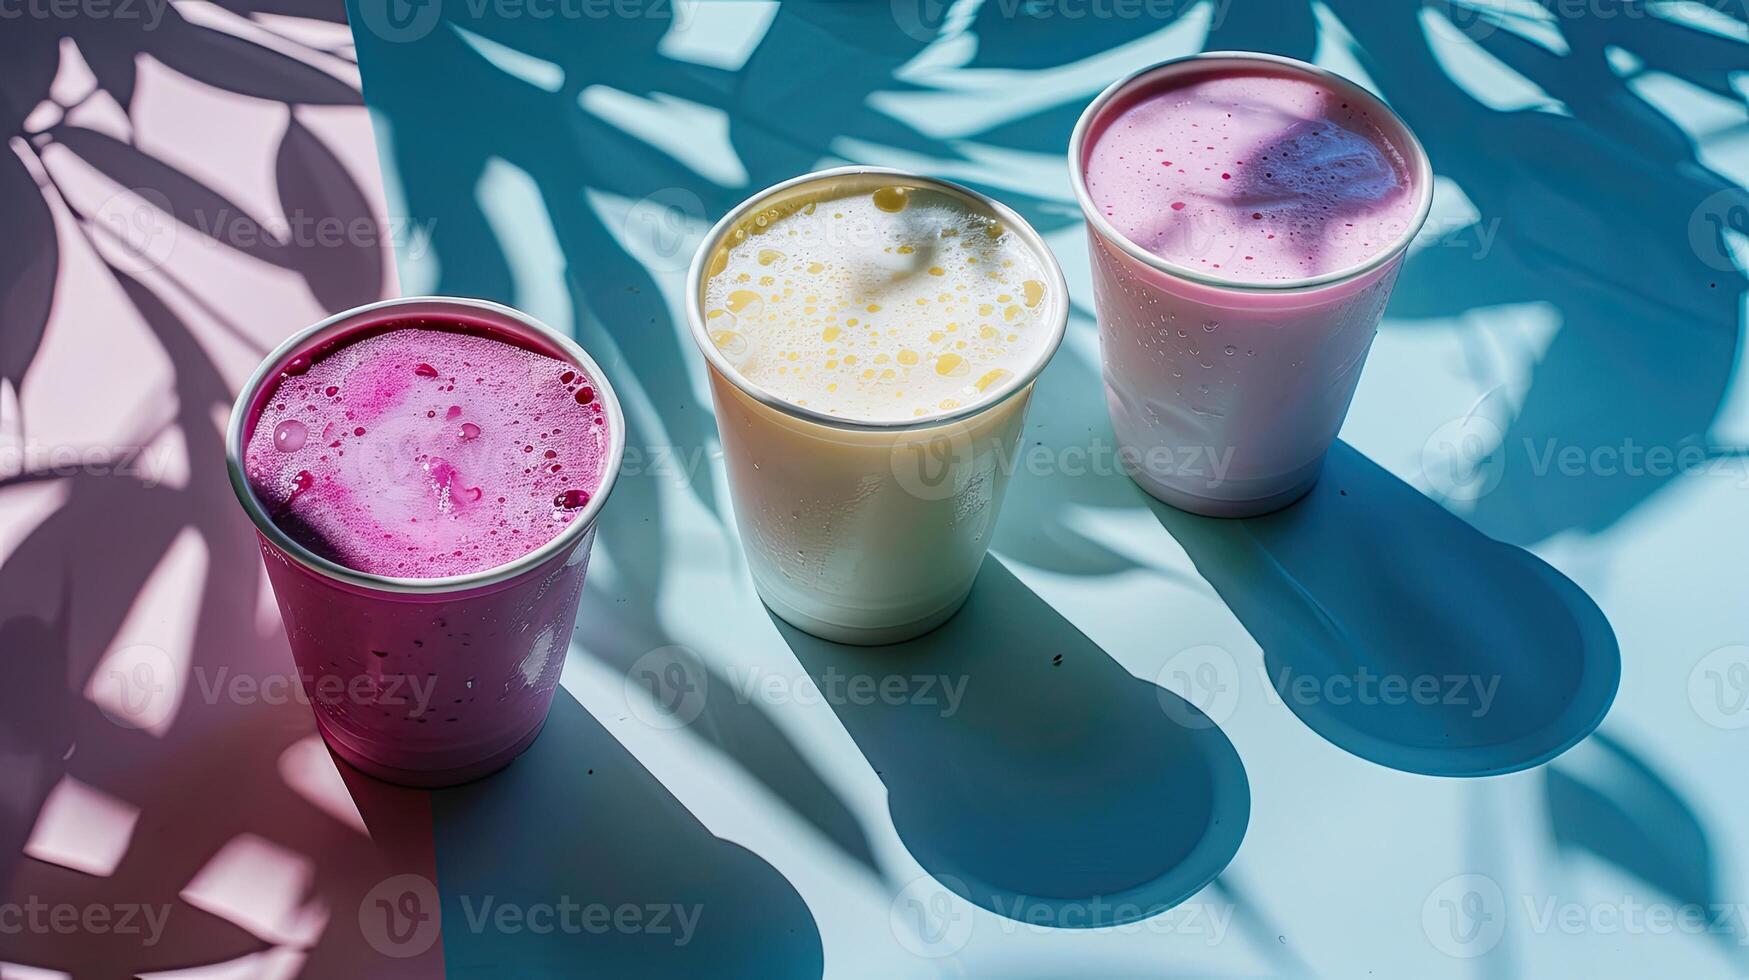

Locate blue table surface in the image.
[345,2,1749,976]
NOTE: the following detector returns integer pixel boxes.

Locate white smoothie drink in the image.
[689,168,1067,645]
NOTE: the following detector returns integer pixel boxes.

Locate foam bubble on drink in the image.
[702,182,1053,422]
[1083,65,1419,283]
[243,324,609,578]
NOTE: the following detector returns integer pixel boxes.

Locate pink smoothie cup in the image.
[225,297,624,787]
[1069,52,1433,516]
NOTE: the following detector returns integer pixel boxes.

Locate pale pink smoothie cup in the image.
[226,297,624,787]
[1070,53,1432,516]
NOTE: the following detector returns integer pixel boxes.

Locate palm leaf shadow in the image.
[1316,0,1746,544]
[3,12,442,975]
[1547,733,1747,956]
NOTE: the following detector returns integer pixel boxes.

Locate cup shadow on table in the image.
[341,688,824,979]
[1148,442,1621,778]
[770,558,1249,928]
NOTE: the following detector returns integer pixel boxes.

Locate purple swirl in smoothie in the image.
[243,319,610,578]
[1083,62,1419,283]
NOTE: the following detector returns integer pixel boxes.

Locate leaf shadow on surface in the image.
[1150,441,1621,777]
[276,116,386,310]
[0,148,56,402]
[258,0,1749,968]
[419,688,826,978]
[1,13,448,975]
[772,557,1250,928]
[1545,732,1747,958]
[1322,0,1748,545]
[343,0,968,895]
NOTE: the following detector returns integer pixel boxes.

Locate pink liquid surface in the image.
[244,320,610,578]
[1084,63,1418,283]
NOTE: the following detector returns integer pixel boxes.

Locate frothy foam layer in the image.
[702,181,1054,422]
[243,323,610,578]
[1084,64,1418,283]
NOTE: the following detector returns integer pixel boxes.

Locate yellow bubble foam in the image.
[703,180,1052,421]
[872,186,909,213]
[974,368,1011,392]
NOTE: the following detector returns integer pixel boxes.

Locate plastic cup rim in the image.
[684,165,1070,433]
[1066,50,1435,294]
[223,295,627,596]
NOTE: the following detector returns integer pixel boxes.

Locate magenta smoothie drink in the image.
[1071,53,1431,515]
[243,325,610,576]
[227,297,623,787]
